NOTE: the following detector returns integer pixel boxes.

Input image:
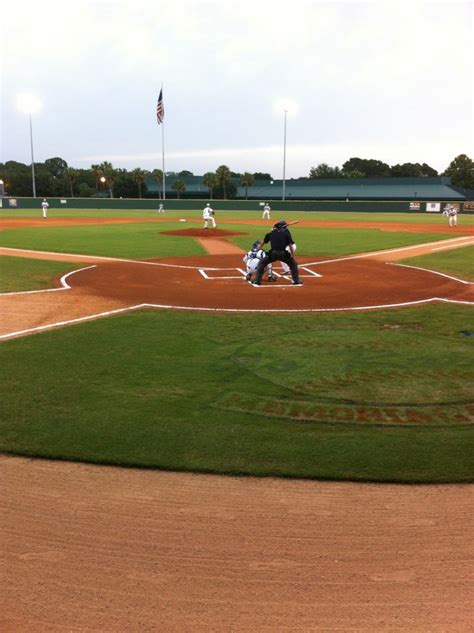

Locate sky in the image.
[1,0,473,179]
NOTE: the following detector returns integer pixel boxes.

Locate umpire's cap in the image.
[273,220,288,230]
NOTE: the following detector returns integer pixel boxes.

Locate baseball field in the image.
[1,207,473,631]
[1,208,473,483]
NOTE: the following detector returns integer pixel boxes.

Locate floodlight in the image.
[272,97,299,116]
[16,93,42,115]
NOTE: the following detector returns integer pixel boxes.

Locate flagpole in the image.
[161,118,166,200]
[156,85,166,200]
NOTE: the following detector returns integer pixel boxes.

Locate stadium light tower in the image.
[282,110,288,201]
[272,97,299,201]
[16,93,42,198]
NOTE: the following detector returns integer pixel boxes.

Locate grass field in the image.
[2,207,474,225]
[0,220,461,259]
[1,209,473,483]
[0,256,79,292]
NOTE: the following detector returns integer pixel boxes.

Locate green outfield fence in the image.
[1,197,473,213]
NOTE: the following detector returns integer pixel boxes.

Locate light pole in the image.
[16,93,42,198]
[272,97,298,203]
[0,180,4,197]
[282,110,288,201]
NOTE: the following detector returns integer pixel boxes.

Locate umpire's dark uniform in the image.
[254,221,302,285]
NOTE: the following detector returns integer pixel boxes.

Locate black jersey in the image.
[263,228,294,251]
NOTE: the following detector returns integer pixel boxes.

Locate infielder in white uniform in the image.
[41,198,49,219]
[243,240,276,283]
[203,203,216,228]
[262,203,271,219]
[443,204,458,227]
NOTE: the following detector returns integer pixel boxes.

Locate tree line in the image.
[309,155,474,189]
[0,154,472,199]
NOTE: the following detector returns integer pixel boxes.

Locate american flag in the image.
[156,89,164,124]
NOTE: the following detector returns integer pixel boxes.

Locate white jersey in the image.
[243,248,267,273]
[203,206,213,219]
[42,201,49,210]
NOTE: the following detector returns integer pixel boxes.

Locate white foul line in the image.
[0,266,97,296]
[1,297,473,341]
[305,236,474,267]
[391,262,472,285]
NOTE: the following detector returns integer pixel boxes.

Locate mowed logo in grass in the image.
[218,393,474,426]
[224,328,474,426]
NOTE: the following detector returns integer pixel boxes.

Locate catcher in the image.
[243,240,276,283]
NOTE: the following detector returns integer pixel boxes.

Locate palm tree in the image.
[240,172,255,199]
[152,168,164,198]
[171,179,186,199]
[216,164,232,200]
[64,167,78,197]
[203,172,218,200]
[132,168,147,198]
[90,164,103,194]
[99,161,116,198]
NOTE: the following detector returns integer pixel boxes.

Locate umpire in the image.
[253,220,302,285]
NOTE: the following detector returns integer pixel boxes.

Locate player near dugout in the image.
[253,220,302,286]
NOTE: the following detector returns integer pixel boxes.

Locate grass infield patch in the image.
[400,245,474,281]
[0,256,79,293]
[1,305,473,483]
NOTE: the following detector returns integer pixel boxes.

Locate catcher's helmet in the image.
[252,240,261,249]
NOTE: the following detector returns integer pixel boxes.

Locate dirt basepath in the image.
[3,455,473,632]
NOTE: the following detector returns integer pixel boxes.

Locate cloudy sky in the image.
[1,0,473,178]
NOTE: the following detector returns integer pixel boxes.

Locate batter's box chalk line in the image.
[198,266,322,280]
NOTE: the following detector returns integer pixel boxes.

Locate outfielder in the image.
[262,203,271,219]
[253,220,302,286]
[443,204,458,227]
[158,203,164,213]
[243,240,276,283]
[41,198,49,219]
[203,203,216,228]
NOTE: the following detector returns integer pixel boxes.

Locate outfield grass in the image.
[0,305,473,483]
[231,226,456,257]
[0,223,207,259]
[0,221,458,259]
[2,207,474,226]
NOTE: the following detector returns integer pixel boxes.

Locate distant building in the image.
[144,175,468,202]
